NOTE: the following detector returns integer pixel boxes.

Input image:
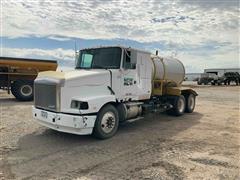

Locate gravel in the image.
[0,86,239,179]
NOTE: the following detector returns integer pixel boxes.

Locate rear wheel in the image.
[185,94,196,113]
[11,80,33,101]
[93,104,119,139]
[167,95,186,116]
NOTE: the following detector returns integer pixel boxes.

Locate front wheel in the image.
[93,104,119,139]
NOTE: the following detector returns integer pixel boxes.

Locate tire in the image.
[185,94,196,113]
[93,104,119,139]
[235,80,239,86]
[117,104,127,123]
[11,83,17,98]
[11,80,33,101]
[167,95,186,116]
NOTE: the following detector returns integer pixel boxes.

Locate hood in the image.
[37,69,110,87]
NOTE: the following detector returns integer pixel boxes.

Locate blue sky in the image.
[1,0,239,72]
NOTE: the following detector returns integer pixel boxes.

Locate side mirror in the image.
[75,51,79,67]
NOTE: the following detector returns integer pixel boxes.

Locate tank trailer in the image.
[32,46,197,139]
[0,57,57,101]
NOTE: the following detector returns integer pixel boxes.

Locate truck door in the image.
[136,52,152,100]
[121,49,138,100]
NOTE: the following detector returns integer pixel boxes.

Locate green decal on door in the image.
[124,77,134,86]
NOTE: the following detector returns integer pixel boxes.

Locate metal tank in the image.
[152,56,185,85]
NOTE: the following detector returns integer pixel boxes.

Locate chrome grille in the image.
[34,81,60,112]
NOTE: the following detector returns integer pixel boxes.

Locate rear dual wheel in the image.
[185,94,196,113]
[167,94,196,116]
[11,80,33,101]
[167,95,186,116]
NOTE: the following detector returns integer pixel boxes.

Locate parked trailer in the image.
[32,46,197,139]
[197,72,240,86]
[223,72,240,85]
[197,73,218,85]
[0,57,57,101]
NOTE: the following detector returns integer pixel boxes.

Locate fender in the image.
[180,87,198,96]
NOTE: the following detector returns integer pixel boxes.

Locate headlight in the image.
[71,100,89,110]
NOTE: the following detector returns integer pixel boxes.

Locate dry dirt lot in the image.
[0,86,239,179]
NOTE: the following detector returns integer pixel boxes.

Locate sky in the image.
[0,0,239,73]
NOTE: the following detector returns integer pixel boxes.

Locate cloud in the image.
[1,41,239,73]
[1,0,239,46]
[48,35,72,41]
[178,0,239,10]
[1,0,239,73]
[151,16,195,24]
[178,48,240,73]
[1,47,75,67]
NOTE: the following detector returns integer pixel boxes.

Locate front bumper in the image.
[32,107,96,135]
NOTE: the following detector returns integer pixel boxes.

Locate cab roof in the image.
[80,45,151,55]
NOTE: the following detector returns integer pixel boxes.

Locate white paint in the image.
[32,107,96,135]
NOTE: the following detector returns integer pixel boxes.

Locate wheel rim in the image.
[178,98,185,113]
[101,112,116,134]
[20,85,32,96]
[188,95,195,110]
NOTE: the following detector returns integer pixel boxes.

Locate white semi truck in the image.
[32,46,197,139]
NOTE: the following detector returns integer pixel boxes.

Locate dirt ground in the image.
[0,86,239,179]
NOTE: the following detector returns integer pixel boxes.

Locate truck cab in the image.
[33,46,197,139]
[74,46,153,101]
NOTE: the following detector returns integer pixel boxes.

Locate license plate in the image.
[41,111,48,119]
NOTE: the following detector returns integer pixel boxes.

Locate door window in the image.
[81,54,93,68]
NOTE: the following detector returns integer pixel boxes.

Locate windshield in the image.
[76,47,122,69]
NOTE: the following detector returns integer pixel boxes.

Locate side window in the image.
[123,50,136,69]
[81,54,93,68]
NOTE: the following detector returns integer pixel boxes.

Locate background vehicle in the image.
[223,72,240,85]
[32,46,197,139]
[0,57,57,101]
[197,73,218,85]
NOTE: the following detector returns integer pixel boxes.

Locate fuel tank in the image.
[152,56,185,85]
